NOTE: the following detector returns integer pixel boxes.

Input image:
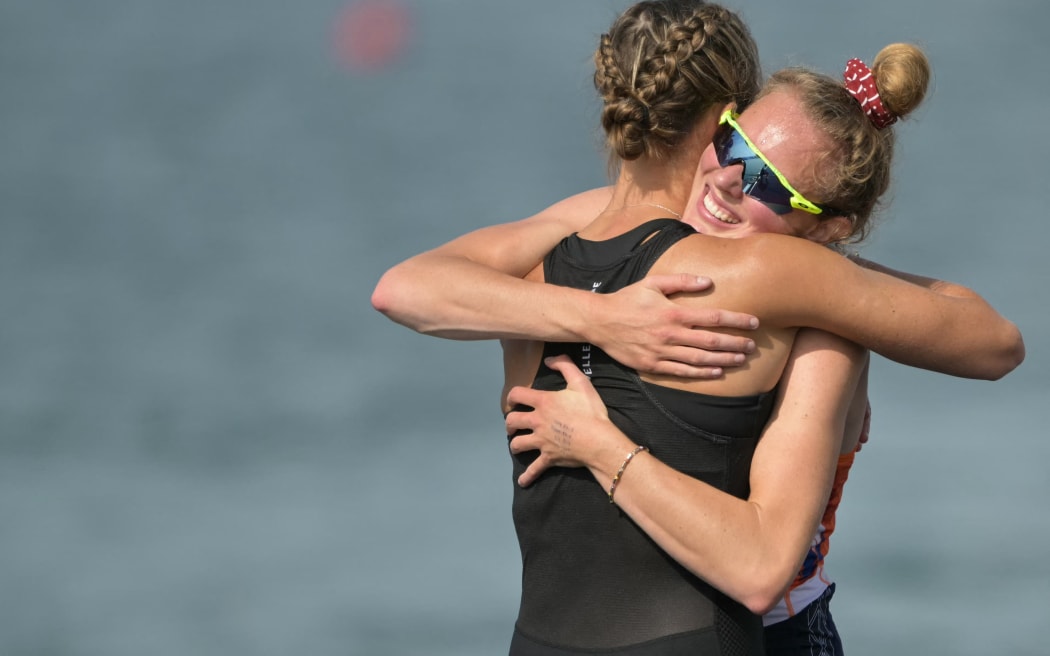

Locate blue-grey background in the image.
[2,1,1047,655]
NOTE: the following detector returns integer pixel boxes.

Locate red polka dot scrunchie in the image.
[843,58,897,129]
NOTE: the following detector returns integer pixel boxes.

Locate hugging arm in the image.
[372,188,759,377]
[732,235,1025,380]
[846,254,977,297]
[371,190,602,340]
[505,329,866,614]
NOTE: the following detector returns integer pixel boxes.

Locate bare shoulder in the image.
[422,187,614,276]
[727,233,861,284]
[652,231,825,277]
[527,186,614,232]
[648,231,862,322]
[646,233,778,307]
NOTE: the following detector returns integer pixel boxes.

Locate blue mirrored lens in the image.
[713,125,795,215]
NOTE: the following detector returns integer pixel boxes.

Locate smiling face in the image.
[683,89,845,243]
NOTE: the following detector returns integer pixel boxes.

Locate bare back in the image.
[501,226,802,412]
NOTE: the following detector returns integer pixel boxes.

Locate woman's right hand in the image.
[587,274,758,378]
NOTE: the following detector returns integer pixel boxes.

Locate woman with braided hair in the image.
[498,44,950,656]
[372,3,1023,655]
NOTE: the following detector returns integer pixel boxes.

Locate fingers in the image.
[683,308,759,332]
[672,326,756,355]
[644,275,759,330]
[643,341,759,378]
[645,273,715,295]
[517,456,548,488]
[666,343,751,366]
[507,432,553,488]
[505,407,537,436]
[646,362,728,379]
[506,384,542,410]
[543,355,590,388]
[507,430,537,455]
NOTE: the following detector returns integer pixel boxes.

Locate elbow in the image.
[739,580,790,617]
[983,324,1026,381]
[692,556,794,616]
[738,552,804,615]
[371,267,421,329]
[370,270,396,316]
[1005,327,1026,376]
[746,598,780,617]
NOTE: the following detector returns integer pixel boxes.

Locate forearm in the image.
[372,189,613,340]
[590,449,810,615]
[505,340,860,613]
[584,331,861,613]
[514,426,809,615]
[848,270,1024,379]
[374,252,596,341]
[576,430,779,601]
[850,255,980,299]
[771,242,1026,380]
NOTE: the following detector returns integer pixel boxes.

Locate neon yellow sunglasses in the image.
[714,110,840,216]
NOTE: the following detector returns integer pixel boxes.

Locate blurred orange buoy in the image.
[333,0,413,72]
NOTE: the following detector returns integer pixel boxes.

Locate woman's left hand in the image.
[505,355,629,487]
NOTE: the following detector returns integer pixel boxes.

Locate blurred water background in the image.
[2,1,1048,654]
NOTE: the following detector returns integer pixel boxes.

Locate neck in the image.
[617,156,690,207]
[581,156,691,239]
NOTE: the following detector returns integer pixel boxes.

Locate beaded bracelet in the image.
[607,445,648,504]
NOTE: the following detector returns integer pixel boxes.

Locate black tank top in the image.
[509,219,773,655]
